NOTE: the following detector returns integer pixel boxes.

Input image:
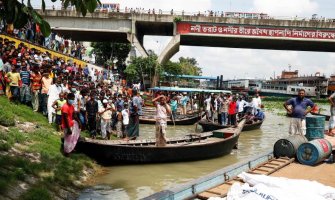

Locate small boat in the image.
[197,119,264,132]
[310,112,330,121]
[287,112,330,121]
[139,113,202,125]
[75,120,246,165]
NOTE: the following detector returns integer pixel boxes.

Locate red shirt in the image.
[228,101,237,115]
[61,103,75,129]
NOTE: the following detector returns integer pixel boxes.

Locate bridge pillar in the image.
[127,33,148,58]
[157,35,180,65]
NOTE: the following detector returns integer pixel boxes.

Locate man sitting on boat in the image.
[254,108,265,121]
[153,95,171,147]
[284,89,315,135]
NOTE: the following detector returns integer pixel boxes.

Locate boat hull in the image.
[139,114,201,125]
[76,135,239,164]
[198,120,263,132]
[75,120,245,165]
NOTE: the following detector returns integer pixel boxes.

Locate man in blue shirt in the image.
[284,89,315,135]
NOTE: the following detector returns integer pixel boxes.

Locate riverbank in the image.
[0,96,98,200]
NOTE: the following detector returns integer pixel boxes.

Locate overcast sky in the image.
[32,0,335,79]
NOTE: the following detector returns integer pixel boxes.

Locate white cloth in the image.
[219,172,335,200]
[122,109,129,125]
[47,84,63,123]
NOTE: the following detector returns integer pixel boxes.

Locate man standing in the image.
[5,65,21,102]
[86,93,99,139]
[328,92,335,135]
[19,64,31,105]
[30,66,42,112]
[153,95,171,146]
[284,89,315,135]
[62,93,81,155]
[127,89,142,140]
[47,77,63,124]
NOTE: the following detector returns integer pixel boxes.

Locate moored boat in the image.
[139,113,202,125]
[311,112,330,121]
[197,119,264,132]
[75,120,246,165]
[287,112,330,121]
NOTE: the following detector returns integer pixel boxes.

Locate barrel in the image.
[273,135,308,158]
[297,139,332,166]
[305,116,325,141]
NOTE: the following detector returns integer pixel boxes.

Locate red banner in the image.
[177,22,335,40]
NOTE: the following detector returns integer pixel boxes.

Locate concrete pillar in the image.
[157,35,180,65]
[127,33,148,58]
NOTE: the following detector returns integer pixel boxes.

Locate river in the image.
[78,106,330,200]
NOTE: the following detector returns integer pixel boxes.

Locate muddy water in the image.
[78,107,330,200]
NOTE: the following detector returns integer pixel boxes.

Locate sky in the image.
[32,0,335,79]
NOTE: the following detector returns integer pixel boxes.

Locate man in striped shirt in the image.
[19,63,31,104]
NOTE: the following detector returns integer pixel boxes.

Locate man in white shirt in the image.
[252,93,262,109]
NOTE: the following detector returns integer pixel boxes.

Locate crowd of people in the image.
[2,23,86,61]
[203,92,265,126]
[0,37,147,148]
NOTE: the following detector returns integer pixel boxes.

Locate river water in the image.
[78,106,330,200]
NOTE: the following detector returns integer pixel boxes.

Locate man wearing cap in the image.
[153,95,171,146]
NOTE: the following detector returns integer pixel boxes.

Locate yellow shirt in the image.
[6,72,21,86]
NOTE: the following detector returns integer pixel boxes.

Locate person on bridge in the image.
[284,89,315,135]
[153,95,171,147]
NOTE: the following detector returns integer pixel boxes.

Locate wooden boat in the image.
[75,120,246,165]
[287,112,330,121]
[197,119,264,132]
[311,112,330,121]
[139,113,202,125]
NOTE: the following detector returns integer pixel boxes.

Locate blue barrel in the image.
[273,135,308,158]
[297,139,332,166]
[305,116,325,141]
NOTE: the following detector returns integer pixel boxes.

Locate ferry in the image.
[260,69,328,98]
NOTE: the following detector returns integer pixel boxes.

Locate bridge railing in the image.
[34,5,335,23]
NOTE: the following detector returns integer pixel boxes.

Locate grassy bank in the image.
[0,96,96,200]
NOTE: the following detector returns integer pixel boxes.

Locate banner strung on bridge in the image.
[177,22,335,40]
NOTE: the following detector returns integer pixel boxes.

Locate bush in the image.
[0,107,15,127]
[21,187,52,200]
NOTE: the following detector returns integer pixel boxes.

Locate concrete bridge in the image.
[39,10,335,64]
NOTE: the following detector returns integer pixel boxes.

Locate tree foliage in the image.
[0,0,101,37]
[91,42,131,68]
[125,55,202,86]
[178,57,202,76]
[124,54,159,85]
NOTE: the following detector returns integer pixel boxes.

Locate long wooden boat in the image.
[139,113,202,125]
[287,112,330,121]
[75,120,245,165]
[311,112,330,121]
[197,119,264,132]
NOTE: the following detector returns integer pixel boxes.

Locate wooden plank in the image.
[197,191,221,199]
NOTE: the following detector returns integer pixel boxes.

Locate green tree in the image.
[124,54,159,88]
[0,0,100,37]
[91,42,131,70]
[179,57,202,76]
